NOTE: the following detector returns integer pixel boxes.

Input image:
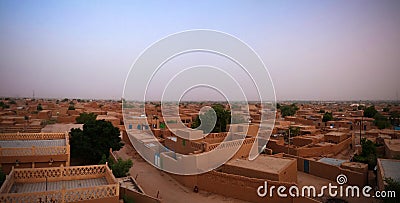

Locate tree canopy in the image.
[280,104,299,117]
[37,104,43,111]
[68,104,75,110]
[353,138,377,169]
[76,112,97,124]
[322,112,333,122]
[191,104,231,133]
[99,155,132,178]
[373,112,391,129]
[70,120,124,165]
[389,111,400,127]
[364,106,378,118]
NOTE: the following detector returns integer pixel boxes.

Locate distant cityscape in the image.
[0,98,399,202]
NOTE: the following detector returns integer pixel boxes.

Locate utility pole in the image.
[360,112,363,144]
[288,128,291,155]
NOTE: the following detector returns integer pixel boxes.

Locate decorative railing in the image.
[0,126,42,134]
[0,146,68,156]
[207,137,255,151]
[0,165,119,203]
[0,184,119,203]
[190,142,203,151]
[0,170,15,194]
[12,165,110,182]
[0,132,67,141]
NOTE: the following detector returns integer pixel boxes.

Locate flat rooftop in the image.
[129,132,158,143]
[318,158,347,166]
[0,165,118,202]
[8,177,108,193]
[0,139,66,148]
[384,139,400,152]
[379,159,400,182]
[41,123,83,132]
[325,132,346,136]
[225,155,295,174]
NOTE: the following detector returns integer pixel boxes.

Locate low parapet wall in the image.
[267,137,352,158]
[169,170,320,203]
[284,154,367,187]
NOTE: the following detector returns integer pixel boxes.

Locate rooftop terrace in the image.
[0,165,119,203]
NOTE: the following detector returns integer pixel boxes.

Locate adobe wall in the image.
[1,154,69,174]
[219,158,297,183]
[292,137,314,147]
[296,137,351,157]
[119,187,161,203]
[168,169,321,203]
[164,135,197,154]
[266,139,298,155]
[57,115,78,123]
[285,154,367,187]
[219,164,280,181]
[384,142,400,159]
[122,130,133,147]
[230,137,256,159]
[376,159,385,191]
[197,171,294,203]
[281,159,298,183]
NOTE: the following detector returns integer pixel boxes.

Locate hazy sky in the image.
[0,0,399,101]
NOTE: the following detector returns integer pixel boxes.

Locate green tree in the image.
[37,104,43,111]
[0,167,5,187]
[364,106,378,118]
[70,120,124,165]
[76,112,97,124]
[191,104,231,133]
[99,155,133,178]
[68,104,75,110]
[353,138,377,169]
[322,112,333,122]
[389,111,400,127]
[383,107,390,113]
[288,126,300,137]
[374,112,391,129]
[280,104,299,117]
[0,101,9,109]
[109,158,133,178]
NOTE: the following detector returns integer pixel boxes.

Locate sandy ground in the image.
[115,145,250,203]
